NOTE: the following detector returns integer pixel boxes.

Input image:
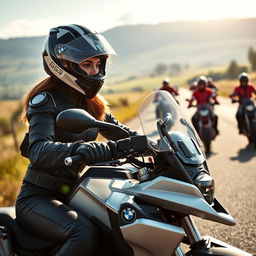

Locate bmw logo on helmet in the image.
[121,207,136,223]
[56,45,65,55]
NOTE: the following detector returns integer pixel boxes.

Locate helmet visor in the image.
[54,32,117,64]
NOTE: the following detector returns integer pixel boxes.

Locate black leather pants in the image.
[16,195,99,256]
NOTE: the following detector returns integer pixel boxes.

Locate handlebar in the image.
[64,135,150,167]
[64,154,83,166]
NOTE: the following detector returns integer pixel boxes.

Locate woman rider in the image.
[16,24,138,256]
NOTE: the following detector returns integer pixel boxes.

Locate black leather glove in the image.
[107,135,150,160]
[76,141,113,165]
[107,139,130,160]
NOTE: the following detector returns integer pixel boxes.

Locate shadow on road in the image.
[205,151,218,159]
[230,144,256,162]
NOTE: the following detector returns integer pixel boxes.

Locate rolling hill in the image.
[0,18,255,98]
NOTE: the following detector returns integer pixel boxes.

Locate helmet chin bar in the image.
[75,79,104,99]
[70,61,106,98]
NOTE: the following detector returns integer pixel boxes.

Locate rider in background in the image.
[159,78,179,104]
[207,77,218,97]
[189,81,197,92]
[188,75,220,136]
[229,72,256,134]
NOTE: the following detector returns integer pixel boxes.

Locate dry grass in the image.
[215,73,256,97]
[104,90,149,123]
[0,154,28,206]
[0,100,22,119]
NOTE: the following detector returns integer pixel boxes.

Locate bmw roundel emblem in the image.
[121,207,136,222]
[57,45,65,55]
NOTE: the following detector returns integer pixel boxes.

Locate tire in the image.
[249,120,256,148]
[188,246,248,256]
[210,247,246,256]
[201,127,212,154]
[156,106,160,118]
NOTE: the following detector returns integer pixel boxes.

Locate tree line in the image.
[153,46,256,82]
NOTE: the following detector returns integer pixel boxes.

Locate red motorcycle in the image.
[232,98,256,148]
[190,103,218,154]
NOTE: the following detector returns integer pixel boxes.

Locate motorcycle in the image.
[232,98,256,148]
[0,91,252,255]
[155,90,177,120]
[190,103,218,154]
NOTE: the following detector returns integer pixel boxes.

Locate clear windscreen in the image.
[138,91,204,152]
[54,30,117,64]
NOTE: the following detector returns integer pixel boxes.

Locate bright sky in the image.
[1,0,256,39]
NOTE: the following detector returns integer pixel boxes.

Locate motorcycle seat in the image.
[0,213,57,251]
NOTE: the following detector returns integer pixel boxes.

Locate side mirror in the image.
[56,108,130,137]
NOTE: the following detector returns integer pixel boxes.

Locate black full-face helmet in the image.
[42,24,117,98]
[238,72,249,84]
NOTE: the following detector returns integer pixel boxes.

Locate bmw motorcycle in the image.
[233,98,256,148]
[0,91,252,256]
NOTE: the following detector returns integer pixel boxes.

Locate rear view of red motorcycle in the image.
[191,103,218,154]
[187,76,219,154]
[232,98,256,148]
[230,72,256,148]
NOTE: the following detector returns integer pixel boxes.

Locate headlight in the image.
[245,105,254,111]
[199,109,209,117]
[194,172,215,204]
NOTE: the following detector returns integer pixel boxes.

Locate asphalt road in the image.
[126,89,256,255]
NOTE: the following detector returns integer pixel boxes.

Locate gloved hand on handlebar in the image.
[107,139,132,160]
[76,141,114,165]
[108,135,150,160]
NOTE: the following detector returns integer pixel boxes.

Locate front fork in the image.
[174,216,203,256]
[174,216,252,256]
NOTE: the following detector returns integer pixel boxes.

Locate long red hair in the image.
[21,77,109,123]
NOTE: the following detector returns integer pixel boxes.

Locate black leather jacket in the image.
[18,83,138,200]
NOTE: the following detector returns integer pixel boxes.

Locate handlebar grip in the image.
[64,154,82,166]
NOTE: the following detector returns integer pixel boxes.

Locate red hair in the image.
[21,77,109,123]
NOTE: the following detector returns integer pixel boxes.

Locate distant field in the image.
[104,90,147,106]
[0,99,22,119]
[105,69,256,100]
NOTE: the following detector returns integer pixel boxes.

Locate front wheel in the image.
[186,235,252,256]
[210,247,247,256]
[188,247,248,256]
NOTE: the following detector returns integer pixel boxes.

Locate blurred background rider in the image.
[230,72,256,134]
